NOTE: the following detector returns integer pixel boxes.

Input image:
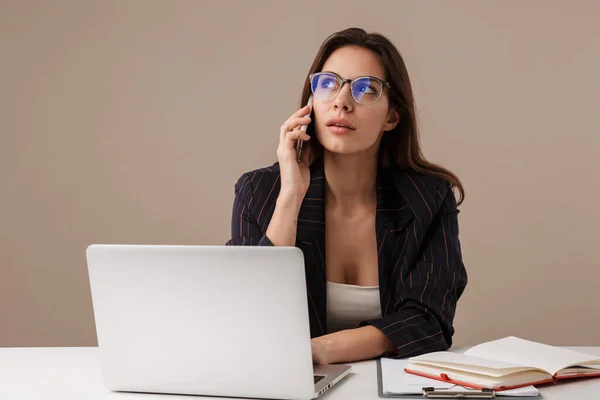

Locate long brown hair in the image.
[300,27,465,205]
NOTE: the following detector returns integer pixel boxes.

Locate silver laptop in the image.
[86,244,351,400]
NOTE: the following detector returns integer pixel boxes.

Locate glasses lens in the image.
[351,77,383,105]
[311,73,340,101]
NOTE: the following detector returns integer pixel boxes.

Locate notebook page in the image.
[409,351,537,377]
[465,337,600,375]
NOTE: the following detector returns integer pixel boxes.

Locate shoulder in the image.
[397,168,452,197]
[233,162,281,195]
[387,166,455,220]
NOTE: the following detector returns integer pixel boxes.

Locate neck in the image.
[323,150,378,210]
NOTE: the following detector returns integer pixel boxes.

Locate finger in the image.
[281,116,311,135]
[280,117,311,143]
[291,104,312,119]
[280,107,311,135]
[285,129,310,151]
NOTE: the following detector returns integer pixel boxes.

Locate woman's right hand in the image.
[277,104,312,200]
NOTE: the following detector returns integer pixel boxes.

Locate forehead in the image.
[321,45,385,81]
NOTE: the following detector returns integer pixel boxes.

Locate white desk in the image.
[1,347,599,400]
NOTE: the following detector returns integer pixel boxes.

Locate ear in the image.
[382,108,400,132]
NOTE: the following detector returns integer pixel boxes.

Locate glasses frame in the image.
[309,71,391,105]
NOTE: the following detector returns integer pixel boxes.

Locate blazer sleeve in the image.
[359,183,468,359]
[225,173,274,246]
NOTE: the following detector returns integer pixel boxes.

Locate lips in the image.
[326,118,356,130]
[327,125,353,134]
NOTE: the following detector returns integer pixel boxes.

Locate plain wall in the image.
[1,0,599,347]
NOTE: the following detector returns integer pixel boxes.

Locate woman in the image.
[226,27,467,365]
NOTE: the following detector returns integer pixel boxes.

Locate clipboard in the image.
[376,358,542,399]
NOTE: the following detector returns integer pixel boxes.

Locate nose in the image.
[333,83,354,113]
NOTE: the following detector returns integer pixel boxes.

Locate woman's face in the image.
[312,45,399,157]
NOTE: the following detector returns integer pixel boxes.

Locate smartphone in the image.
[296,95,313,163]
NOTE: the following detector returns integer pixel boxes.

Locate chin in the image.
[318,135,378,156]
[320,142,371,156]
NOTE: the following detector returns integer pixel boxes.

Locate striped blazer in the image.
[225,159,467,359]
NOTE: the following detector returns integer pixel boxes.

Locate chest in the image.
[325,207,379,286]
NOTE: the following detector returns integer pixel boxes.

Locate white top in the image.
[326,280,382,333]
[2,347,599,399]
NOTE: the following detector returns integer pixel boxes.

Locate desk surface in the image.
[1,347,599,400]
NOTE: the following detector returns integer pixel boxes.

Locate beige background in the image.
[1,0,599,348]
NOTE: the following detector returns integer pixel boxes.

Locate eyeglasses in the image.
[309,71,390,105]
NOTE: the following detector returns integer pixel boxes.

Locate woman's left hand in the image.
[311,338,331,364]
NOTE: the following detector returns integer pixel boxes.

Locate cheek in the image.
[369,106,390,128]
[358,108,389,136]
[312,103,326,124]
[311,104,328,137]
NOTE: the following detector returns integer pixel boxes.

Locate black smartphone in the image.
[296,95,313,162]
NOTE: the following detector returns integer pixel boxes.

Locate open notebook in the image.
[380,358,540,398]
[405,336,600,391]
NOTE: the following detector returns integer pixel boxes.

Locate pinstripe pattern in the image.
[226,160,467,359]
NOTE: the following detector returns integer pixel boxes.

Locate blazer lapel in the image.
[295,161,327,337]
[296,162,327,247]
[375,167,415,316]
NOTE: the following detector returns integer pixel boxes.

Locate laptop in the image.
[86,244,351,400]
